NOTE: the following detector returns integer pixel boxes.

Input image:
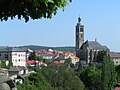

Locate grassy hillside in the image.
[20,45,75,52]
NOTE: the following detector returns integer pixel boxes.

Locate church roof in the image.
[85,41,109,50]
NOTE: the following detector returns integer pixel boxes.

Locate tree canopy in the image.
[0,0,71,22]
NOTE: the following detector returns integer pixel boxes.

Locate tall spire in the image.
[76,17,84,56]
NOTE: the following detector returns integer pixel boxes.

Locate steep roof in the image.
[8,66,26,71]
[12,47,27,52]
[0,46,12,52]
[87,41,109,50]
[0,46,28,52]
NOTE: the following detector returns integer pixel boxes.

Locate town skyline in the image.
[0,0,120,52]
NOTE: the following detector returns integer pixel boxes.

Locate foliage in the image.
[77,52,117,90]
[28,51,36,60]
[18,58,84,90]
[79,66,102,90]
[41,61,85,90]
[0,60,6,68]
[0,60,13,69]
[17,71,53,90]
[36,56,43,61]
[0,0,71,22]
[101,53,117,90]
[36,56,48,63]
[97,50,106,62]
[6,60,13,69]
[115,65,120,84]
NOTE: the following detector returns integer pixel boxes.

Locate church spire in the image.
[75,17,84,56]
[78,17,81,23]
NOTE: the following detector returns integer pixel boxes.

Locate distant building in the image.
[53,52,79,65]
[75,17,109,64]
[110,52,120,65]
[35,49,56,60]
[0,46,33,67]
[0,46,12,60]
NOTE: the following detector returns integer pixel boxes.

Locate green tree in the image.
[28,51,36,60]
[36,56,43,61]
[0,60,6,68]
[0,0,71,22]
[79,66,102,90]
[101,54,110,90]
[61,66,84,90]
[41,62,84,90]
[101,53,117,90]
[115,65,120,86]
[28,70,53,90]
[17,60,84,90]
[17,71,52,90]
[97,50,106,62]
[6,60,13,69]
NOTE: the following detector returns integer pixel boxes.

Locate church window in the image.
[80,28,83,32]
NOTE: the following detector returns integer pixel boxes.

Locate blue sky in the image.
[0,0,120,52]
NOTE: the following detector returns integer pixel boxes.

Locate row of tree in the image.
[0,60,13,69]
[77,51,120,90]
[17,51,120,90]
[17,59,85,90]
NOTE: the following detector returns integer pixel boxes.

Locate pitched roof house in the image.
[0,46,33,67]
[110,52,120,65]
[80,40,109,64]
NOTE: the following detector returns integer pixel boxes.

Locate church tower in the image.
[75,17,84,56]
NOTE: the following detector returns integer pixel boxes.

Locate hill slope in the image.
[20,45,75,52]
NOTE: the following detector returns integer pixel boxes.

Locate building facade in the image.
[75,17,84,56]
[0,46,32,67]
[75,17,109,64]
[110,52,120,65]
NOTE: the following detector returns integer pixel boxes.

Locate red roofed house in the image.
[110,52,120,65]
[26,60,47,67]
[115,87,120,90]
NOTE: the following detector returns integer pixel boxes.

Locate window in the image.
[116,61,118,64]
[19,59,20,62]
[0,54,1,56]
[81,34,83,38]
[80,28,83,32]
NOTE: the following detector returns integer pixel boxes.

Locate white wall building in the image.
[0,46,33,67]
[12,52,26,67]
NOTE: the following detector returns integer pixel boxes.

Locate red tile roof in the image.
[115,87,120,90]
[53,61,60,65]
[110,52,120,58]
[26,60,36,64]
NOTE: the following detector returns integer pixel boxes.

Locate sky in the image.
[0,0,120,52]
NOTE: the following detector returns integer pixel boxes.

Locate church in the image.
[75,17,109,64]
